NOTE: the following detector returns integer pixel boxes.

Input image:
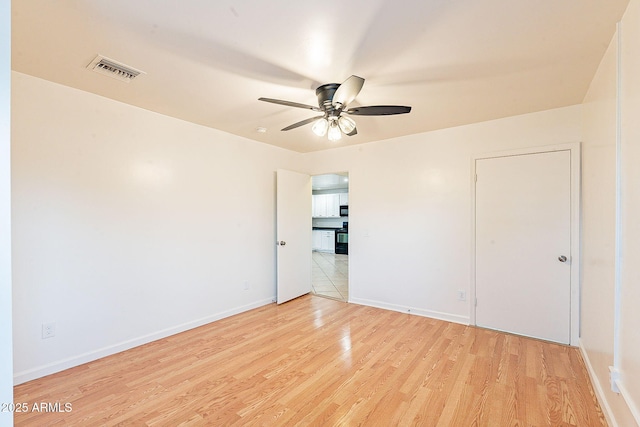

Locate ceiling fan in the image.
[259,75,411,141]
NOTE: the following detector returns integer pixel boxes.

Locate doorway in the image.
[311,173,349,302]
[472,145,580,345]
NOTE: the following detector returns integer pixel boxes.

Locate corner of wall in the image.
[1,0,14,424]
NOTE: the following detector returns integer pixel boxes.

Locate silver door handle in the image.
[277,241,286,246]
[558,255,567,263]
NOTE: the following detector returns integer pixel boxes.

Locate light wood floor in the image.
[14,295,606,426]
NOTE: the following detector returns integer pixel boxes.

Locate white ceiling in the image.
[12,0,629,153]
[312,173,349,191]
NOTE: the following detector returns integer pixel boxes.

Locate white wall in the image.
[1,0,14,424]
[580,0,640,424]
[580,24,626,426]
[302,106,581,323]
[11,72,299,383]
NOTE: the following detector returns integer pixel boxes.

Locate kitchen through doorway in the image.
[311,173,349,302]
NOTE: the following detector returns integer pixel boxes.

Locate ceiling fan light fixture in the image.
[312,118,329,136]
[338,116,356,134]
[259,75,411,142]
[328,121,342,142]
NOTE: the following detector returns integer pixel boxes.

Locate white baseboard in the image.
[615,379,640,426]
[14,297,275,385]
[349,297,469,325]
[578,339,618,427]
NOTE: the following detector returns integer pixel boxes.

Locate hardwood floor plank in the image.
[14,295,606,426]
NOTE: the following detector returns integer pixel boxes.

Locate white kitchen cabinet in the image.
[312,229,335,252]
[312,196,317,218]
[325,194,339,217]
[316,194,330,217]
[312,230,322,250]
[339,193,349,206]
[312,194,327,217]
[312,194,340,217]
[321,230,335,252]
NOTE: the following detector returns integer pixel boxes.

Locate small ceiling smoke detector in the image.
[86,54,146,83]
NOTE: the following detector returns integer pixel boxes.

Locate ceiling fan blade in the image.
[259,97,322,112]
[281,116,325,131]
[332,75,365,107]
[345,105,412,116]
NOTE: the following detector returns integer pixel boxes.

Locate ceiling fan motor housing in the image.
[315,83,341,114]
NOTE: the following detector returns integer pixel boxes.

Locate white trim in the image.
[0,1,13,425]
[615,380,640,426]
[349,297,470,325]
[470,142,581,346]
[13,297,275,385]
[579,340,618,427]
[613,18,640,427]
[612,19,623,375]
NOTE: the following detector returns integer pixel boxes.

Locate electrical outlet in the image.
[42,322,56,339]
[457,290,466,301]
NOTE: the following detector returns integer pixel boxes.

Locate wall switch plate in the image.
[243,281,250,290]
[457,290,466,301]
[42,322,56,339]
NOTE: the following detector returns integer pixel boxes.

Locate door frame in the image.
[470,142,581,345]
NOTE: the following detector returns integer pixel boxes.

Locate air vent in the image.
[86,55,145,83]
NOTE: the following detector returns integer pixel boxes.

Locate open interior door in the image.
[276,169,312,304]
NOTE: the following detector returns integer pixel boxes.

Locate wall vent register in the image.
[86,54,146,83]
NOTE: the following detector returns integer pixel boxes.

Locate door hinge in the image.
[475,297,478,307]
[474,173,478,182]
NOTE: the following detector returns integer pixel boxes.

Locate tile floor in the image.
[312,251,349,302]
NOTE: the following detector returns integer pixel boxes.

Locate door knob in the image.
[558,255,567,263]
[277,241,286,246]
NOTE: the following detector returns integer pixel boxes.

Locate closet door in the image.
[475,150,571,344]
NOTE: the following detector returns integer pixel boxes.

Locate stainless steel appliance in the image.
[335,222,348,254]
[340,205,348,217]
